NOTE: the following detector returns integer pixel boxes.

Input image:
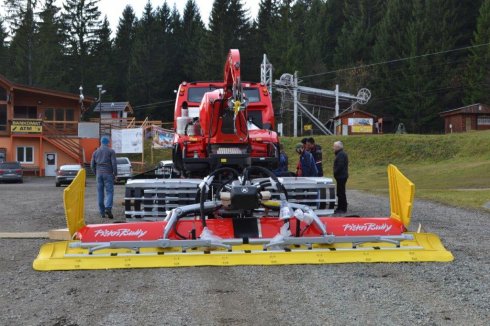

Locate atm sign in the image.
[11,120,43,134]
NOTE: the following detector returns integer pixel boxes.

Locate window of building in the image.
[14,106,37,119]
[66,109,74,121]
[44,108,54,120]
[17,146,34,164]
[0,87,6,101]
[55,109,64,121]
[477,116,490,126]
[0,104,6,131]
[44,108,75,121]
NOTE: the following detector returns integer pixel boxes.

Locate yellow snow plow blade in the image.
[33,232,452,271]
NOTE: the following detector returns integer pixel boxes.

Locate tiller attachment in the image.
[33,165,453,271]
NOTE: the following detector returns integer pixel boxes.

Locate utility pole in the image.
[260,54,273,100]
[79,86,85,119]
[293,72,298,137]
[334,84,339,135]
[97,85,106,140]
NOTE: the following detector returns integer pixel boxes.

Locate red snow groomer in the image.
[172,49,279,177]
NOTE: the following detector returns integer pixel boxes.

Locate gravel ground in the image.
[0,177,489,326]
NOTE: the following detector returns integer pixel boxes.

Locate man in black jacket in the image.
[333,141,348,214]
[306,137,323,176]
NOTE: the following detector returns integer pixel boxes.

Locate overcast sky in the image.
[1,1,261,34]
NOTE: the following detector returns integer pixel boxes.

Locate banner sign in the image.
[111,128,143,154]
[348,118,373,133]
[11,119,43,134]
[351,125,372,133]
[151,126,174,149]
[348,118,373,126]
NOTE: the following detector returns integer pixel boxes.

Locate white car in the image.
[56,164,82,187]
[116,157,133,183]
[155,160,180,178]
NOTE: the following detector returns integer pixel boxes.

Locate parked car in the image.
[155,160,180,179]
[56,164,82,187]
[116,157,133,183]
[0,161,23,183]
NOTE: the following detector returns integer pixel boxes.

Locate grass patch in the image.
[282,131,490,211]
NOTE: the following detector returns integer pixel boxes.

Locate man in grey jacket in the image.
[91,136,118,219]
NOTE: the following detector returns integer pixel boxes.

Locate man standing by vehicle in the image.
[306,137,323,176]
[91,136,117,219]
[273,144,290,177]
[295,143,318,177]
[333,141,348,214]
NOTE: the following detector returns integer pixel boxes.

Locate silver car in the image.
[56,164,82,187]
[116,157,132,183]
[0,161,23,183]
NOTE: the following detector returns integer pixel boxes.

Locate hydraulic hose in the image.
[198,167,240,228]
[242,165,288,200]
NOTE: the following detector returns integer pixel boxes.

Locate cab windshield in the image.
[187,87,261,103]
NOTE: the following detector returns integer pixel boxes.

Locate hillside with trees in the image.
[1,0,489,132]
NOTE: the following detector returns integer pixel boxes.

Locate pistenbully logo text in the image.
[94,228,148,239]
[342,223,393,233]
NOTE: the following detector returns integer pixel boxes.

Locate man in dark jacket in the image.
[91,136,118,219]
[306,137,323,176]
[295,143,318,177]
[273,144,290,177]
[333,141,348,213]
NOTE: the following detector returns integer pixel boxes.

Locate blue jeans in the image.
[96,173,114,215]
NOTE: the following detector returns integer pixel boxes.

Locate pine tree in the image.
[370,0,412,116]
[166,5,183,92]
[89,16,113,97]
[33,0,66,89]
[464,0,490,104]
[333,0,385,68]
[394,0,460,132]
[153,2,172,108]
[299,0,328,78]
[255,0,279,56]
[323,0,344,70]
[244,0,278,81]
[181,0,205,81]
[229,0,253,79]
[0,18,8,74]
[266,0,301,75]
[201,0,230,79]
[5,0,38,84]
[129,1,167,119]
[332,0,386,92]
[62,0,102,86]
[201,0,251,79]
[113,5,136,101]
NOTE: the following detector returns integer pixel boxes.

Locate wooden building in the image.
[333,108,378,135]
[0,74,95,176]
[94,102,133,121]
[440,103,490,133]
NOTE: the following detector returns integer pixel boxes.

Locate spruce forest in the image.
[1,0,490,133]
